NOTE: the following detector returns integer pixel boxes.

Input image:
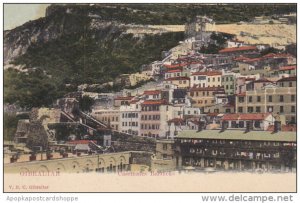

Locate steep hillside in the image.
[4,4,296,109]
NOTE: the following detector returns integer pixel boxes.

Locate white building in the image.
[165,69,182,79]
[119,102,141,136]
[183,107,201,117]
[226,39,245,48]
[91,108,120,131]
[191,71,222,88]
[150,61,163,76]
[221,113,275,131]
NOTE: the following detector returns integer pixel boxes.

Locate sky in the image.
[4,4,50,30]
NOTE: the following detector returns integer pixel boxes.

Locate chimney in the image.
[219,121,227,133]
[197,120,204,132]
[273,121,281,133]
[244,121,253,133]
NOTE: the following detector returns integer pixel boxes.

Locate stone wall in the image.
[4,152,131,174]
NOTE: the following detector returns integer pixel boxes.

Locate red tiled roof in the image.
[236,92,246,96]
[130,99,140,104]
[277,76,297,82]
[115,96,134,100]
[192,71,222,76]
[164,63,188,68]
[245,78,256,81]
[144,90,160,95]
[142,100,168,105]
[166,69,182,73]
[190,61,204,64]
[263,53,294,59]
[165,76,190,81]
[221,114,240,120]
[168,118,185,125]
[279,65,296,71]
[234,55,251,61]
[219,46,257,53]
[68,140,96,144]
[243,58,263,62]
[207,112,219,117]
[222,113,271,121]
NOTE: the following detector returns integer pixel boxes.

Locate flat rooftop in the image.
[176,130,296,142]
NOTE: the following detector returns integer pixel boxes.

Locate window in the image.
[225,108,231,113]
[267,106,273,113]
[238,107,243,113]
[218,77,220,82]
[238,97,244,103]
[291,106,295,113]
[280,106,284,113]
[208,78,210,82]
[254,121,260,128]
[226,77,229,82]
[289,82,293,87]
[268,96,272,102]
[256,106,261,112]
[248,107,253,113]
[239,121,244,128]
[257,96,261,102]
[248,96,252,103]
[163,144,167,150]
[279,95,284,102]
[291,95,295,102]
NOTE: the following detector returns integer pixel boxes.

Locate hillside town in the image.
[4,15,296,174]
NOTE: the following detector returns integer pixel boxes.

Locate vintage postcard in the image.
[2,2,297,194]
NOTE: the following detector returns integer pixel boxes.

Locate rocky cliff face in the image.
[4,5,109,63]
[4,4,177,64]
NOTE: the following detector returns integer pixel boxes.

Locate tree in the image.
[26,121,48,150]
[3,112,30,141]
[79,95,95,112]
[3,113,19,141]
[260,47,280,56]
